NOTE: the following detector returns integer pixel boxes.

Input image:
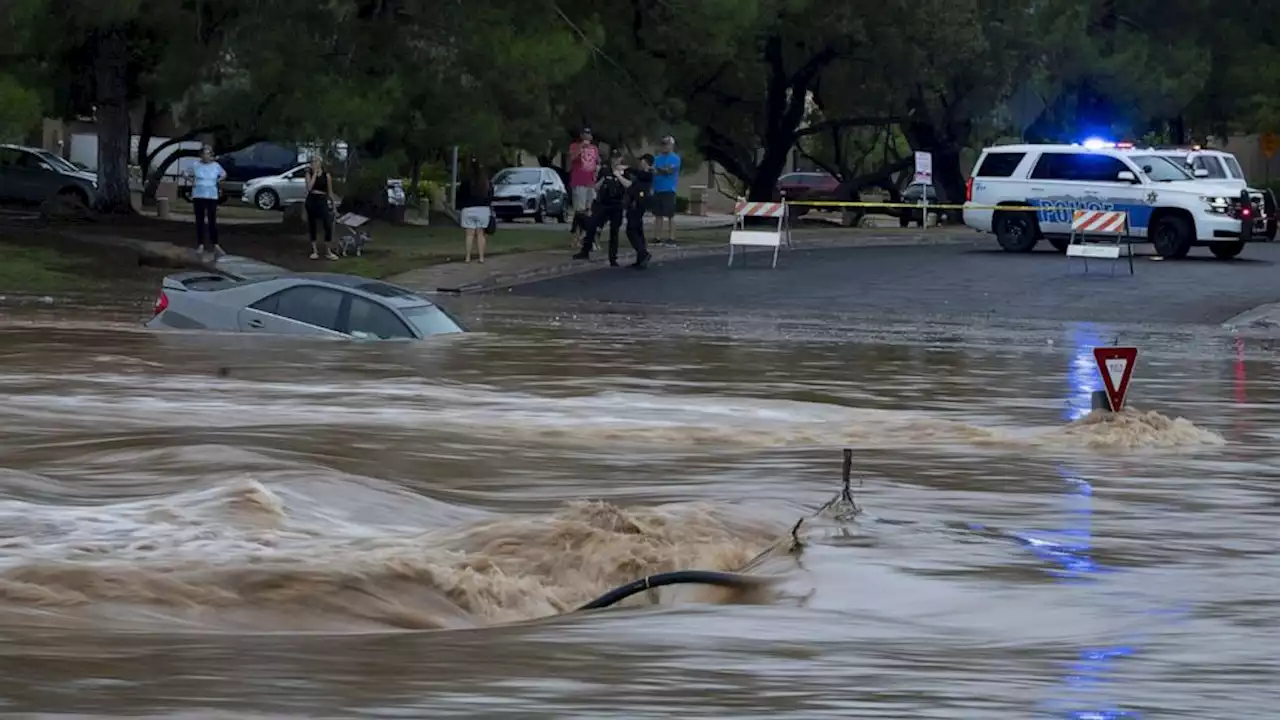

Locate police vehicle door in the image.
[1027,152,1142,236]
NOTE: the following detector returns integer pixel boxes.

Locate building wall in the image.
[1222,134,1280,185]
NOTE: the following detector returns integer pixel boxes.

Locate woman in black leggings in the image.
[305,156,338,260]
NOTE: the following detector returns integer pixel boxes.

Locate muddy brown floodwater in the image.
[0,300,1274,718]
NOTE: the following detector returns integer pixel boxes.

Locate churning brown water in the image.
[0,304,1273,717]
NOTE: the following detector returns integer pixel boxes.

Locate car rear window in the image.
[973,152,1025,178]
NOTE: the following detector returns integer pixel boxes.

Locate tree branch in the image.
[795,117,898,139]
[795,145,842,180]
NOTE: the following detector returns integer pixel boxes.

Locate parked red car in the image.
[775,171,840,215]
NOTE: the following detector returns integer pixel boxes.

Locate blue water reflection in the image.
[1036,325,1139,718]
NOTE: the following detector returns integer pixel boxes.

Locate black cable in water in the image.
[576,570,767,611]
[577,448,863,613]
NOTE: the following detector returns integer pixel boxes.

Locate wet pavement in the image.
[512,240,1280,325]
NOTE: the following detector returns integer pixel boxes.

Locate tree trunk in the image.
[903,112,966,206]
[137,99,157,178]
[747,139,791,201]
[1170,116,1186,146]
[536,153,569,187]
[93,28,133,215]
[136,99,158,206]
[930,148,965,206]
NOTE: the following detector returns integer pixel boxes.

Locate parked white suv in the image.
[963,143,1265,260]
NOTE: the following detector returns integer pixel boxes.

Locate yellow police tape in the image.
[787,200,1042,212]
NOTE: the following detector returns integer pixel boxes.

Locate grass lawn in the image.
[0,236,163,298]
[0,210,734,298]
[168,198,281,221]
[0,244,85,294]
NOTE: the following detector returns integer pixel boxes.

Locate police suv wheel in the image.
[1150,214,1193,259]
[1210,241,1245,260]
[1048,237,1070,253]
[993,211,1038,252]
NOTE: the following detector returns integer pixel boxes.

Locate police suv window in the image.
[973,152,1024,177]
[1030,153,1128,182]
[1222,156,1245,179]
[1194,156,1226,179]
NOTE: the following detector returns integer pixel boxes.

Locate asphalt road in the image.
[509,238,1280,325]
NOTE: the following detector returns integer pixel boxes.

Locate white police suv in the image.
[963,141,1264,260]
[1142,145,1275,242]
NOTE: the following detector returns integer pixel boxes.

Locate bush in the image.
[415,179,444,204]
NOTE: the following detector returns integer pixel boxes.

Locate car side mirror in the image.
[1193,168,1209,178]
[1116,170,1137,183]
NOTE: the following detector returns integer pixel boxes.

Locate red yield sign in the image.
[1093,346,1138,411]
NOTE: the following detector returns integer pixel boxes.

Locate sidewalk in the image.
[388,227,982,294]
[481,212,738,232]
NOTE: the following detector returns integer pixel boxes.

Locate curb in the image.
[433,232,982,295]
[1222,302,1280,329]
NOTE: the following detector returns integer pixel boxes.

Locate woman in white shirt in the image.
[190,146,227,259]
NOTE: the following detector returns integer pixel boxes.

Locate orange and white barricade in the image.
[1067,209,1134,276]
[728,198,792,268]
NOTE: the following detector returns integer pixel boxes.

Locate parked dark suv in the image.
[178,142,300,202]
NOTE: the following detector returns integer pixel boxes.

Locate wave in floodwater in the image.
[0,477,788,632]
[0,372,1226,452]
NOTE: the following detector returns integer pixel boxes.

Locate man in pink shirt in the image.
[568,128,600,239]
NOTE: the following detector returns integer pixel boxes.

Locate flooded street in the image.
[0,300,1274,718]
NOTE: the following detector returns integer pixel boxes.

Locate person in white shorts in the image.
[456,158,492,263]
[568,128,601,241]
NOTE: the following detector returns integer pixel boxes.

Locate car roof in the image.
[983,143,1237,158]
[294,273,434,306]
[983,144,1155,154]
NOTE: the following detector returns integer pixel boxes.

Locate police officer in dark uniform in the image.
[621,153,654,268]
[574,149,627,264]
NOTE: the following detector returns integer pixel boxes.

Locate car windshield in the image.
[402,304,465,336]
[494,169,541,185]
[1129,155,1193,182]
[33,150,80,173]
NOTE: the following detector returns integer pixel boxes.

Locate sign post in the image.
[1092,346,1138,412]
[913,151,933,227]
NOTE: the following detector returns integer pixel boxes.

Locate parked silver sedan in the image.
[240,164,311,211]
[146,268,465,340]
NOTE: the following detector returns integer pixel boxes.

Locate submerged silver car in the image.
[491,167,568,223]
[147,268,465,340]
[240,164,311,211]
